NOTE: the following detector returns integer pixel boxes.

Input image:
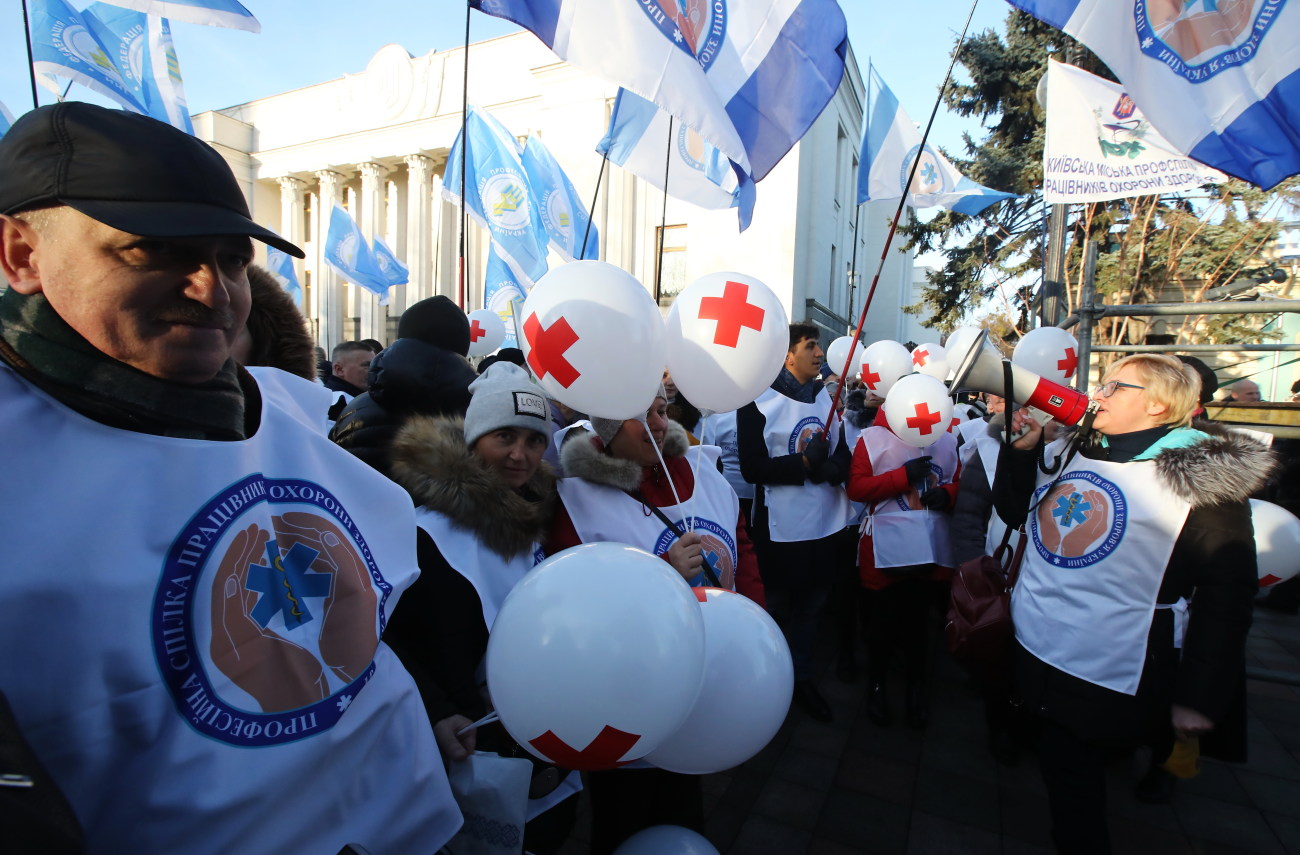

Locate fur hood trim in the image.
[389,415,556,559]
[559,419,690,491]
[1154,422,1274,507]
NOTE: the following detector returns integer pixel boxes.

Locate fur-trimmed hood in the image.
[1150,420,1274,507]
[559,419,691,491]
[389,415,556,559]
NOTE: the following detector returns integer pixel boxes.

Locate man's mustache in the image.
[152,303,237,329]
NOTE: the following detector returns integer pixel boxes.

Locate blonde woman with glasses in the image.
[992,353,1274,855]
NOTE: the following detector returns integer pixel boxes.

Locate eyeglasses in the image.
[1092,380,1146,398]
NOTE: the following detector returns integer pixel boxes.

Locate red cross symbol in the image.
[523,314,581,388]
[697,281,766,348]
[948,416,961,433]
[912,347,929,367]
[529,725,641,771]
[861,363,881,390]
[1057,347,1078,379]
[906,402,943,435]
[469,319,486,343]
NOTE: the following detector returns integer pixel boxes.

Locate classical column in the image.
[404,154,434,308]
[359,162,390,343]
[315,169,346,351]
[276,177,306,313]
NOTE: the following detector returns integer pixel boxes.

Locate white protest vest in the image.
[753,387,853,542]
[1012,444,1190,695]
[558,446,741,590]
[698,410,754,500]
[860,426,958,568]
[0,365,460,855]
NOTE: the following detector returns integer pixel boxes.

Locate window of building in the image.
[655,224,688,307]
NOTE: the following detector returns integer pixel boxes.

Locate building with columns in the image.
[191,31,916,352]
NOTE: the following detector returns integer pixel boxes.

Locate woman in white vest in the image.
[549,393,764,854]
[846,402,960,729]
[995,354,1272,855]
[383,362,580,854]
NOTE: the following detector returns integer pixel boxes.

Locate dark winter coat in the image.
[995,422,1274,758]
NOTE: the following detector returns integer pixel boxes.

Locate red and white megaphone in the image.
[948,330,1093,426]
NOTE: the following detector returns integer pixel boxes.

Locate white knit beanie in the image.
[464,363,552,447]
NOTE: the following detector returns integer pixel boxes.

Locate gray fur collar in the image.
[389,415,556,559]
[1151,421,1274,507]
[559,420,690,491]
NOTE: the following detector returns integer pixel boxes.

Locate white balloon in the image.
[486,542,706,770]
[911,342,950,382]
[465,309,507,357]
[520,261,666,420]
[665,272,789,414]
[1013,326,1080,387]
[824,336,863,380]
[883,373,954,449]
[644,588,793,774]
[1251,499,1300,588]
[613,826,720,855]
[858,340,912,396]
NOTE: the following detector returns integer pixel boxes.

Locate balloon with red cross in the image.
[824,336,864,381]
[465,309,507,357]
[485,542,706,770]
[1252,499,1300,588]
[1013,326,1080,387]
[858,340,913,397]
[664,271,789,414]
[910,342,950,382]
[883,373,955,449]
[520,261,667,420]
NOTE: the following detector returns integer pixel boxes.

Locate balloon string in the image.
[647,419,687,530]
[457,711,499,736]
[686,412,709,532]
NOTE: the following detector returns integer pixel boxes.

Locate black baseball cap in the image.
[0,102,304,258]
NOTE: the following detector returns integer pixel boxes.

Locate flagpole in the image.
[458,0,471,310]
[825,0,982,426]
[22,0,40,109]
[581,152,607,260]
[653,116,673,302]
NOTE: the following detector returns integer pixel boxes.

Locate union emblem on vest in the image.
[1028,469,1128,569]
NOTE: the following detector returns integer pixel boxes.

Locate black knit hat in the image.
[396,296,471,356]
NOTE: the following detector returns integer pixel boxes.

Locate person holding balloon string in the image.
[992,353,1272,855]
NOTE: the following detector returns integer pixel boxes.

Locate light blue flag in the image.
[29,0,146,113]
[443,106,549,287]
[597,87,756,231]
[265,246,301,304]
[323,205,390,298]
[1008,0,1299,190]
[857,66,1014,215]
[0,101,14,139]
[484,245,527,349]
[371,238,409,287]
[83,4,193,133]
[90,0,260,32]
[520,135,598,261]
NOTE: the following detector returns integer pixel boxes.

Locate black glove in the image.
[902,456,933,484]
[920,486,951,511]
[802,433,830,468]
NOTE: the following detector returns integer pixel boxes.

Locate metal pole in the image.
[1091,343,1300,353]
[458,0,470,310]
[1076,240,1098,390]
[22,0,40,109]
[1041,204,1069,326]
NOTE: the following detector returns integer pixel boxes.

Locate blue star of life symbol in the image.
[1052,492,1091,529]
[246,540,331,630]
[921,162,938,185]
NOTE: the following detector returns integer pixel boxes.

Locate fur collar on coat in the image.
[559,420,691,492]
[389,415,556,560]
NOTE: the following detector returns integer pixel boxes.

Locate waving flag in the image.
[443,106,549,286]
[323,205,390,298]
[0,101,14,139]
[91,0,260,32]
[83,4,193,133]
[29,0,145,113]
[597,88,757,231]
[470,0,848,182]
[1042,59,1226,203]
[857,67,1015,214]
[520,135,598,261]
[1007,0,1300,190]
[265,245,301,304]
[371,238,410,287]
[484,246,527,349]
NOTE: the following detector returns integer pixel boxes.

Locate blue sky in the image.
[2,0,1013,159]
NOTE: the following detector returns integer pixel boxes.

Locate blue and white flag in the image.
[470,0,848,182]
[597,87,757,231]
[371,237,410,287]
[857,67,1015,215]
[1007,0,1299,190]
[91,0,260,32]
[484,246,527,349]
[323,205,390,298]
[443,106,549,286]
[0,101,14,139]
[520,135,598,261]
[83,4,193,133]
[265,245,301,304]
[28,0,145,113]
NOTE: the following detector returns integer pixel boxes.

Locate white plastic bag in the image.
[444,752,532,855]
